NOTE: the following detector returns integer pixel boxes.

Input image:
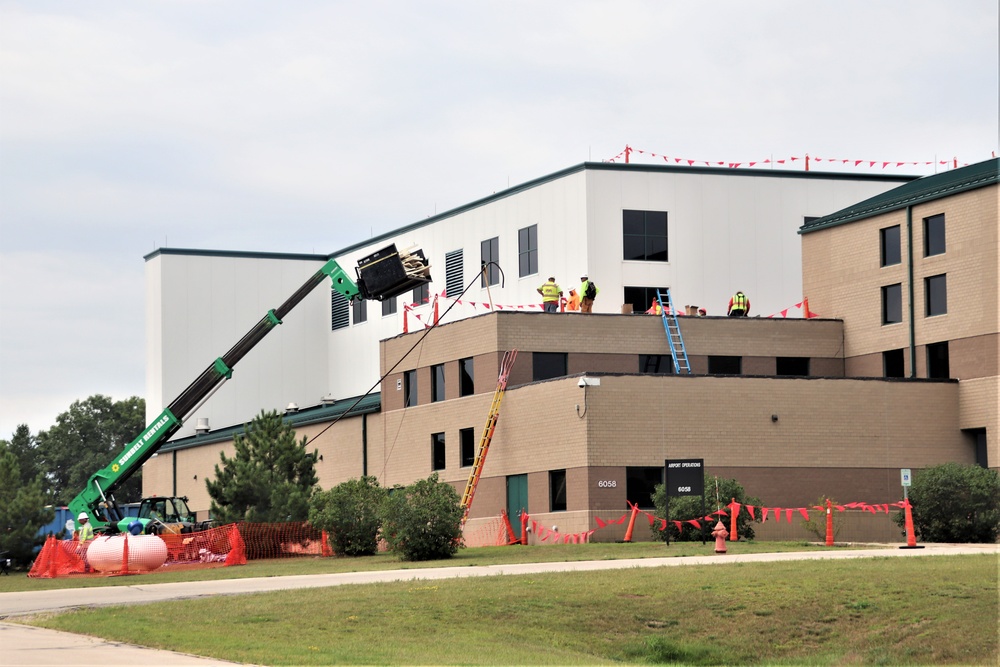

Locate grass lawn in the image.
[1,540,847,593]
[12,548,999,665]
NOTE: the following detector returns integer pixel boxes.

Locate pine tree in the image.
[206,410,318,524]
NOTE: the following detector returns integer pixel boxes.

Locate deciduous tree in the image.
[35,395,146,505]
[0,443,54,566]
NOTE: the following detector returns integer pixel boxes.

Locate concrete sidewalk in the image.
[2,543,995,666]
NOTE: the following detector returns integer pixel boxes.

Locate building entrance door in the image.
[506,474,528,539]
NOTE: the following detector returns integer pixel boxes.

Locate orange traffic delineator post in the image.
[900,499,924,549]
[623,503,640,542]
[520,511,528,545]
[729,498,738,542]
[825,499,835,546]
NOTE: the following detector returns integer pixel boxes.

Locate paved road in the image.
[1,543,995,666]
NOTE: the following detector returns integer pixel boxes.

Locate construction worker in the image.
[579,275,598,313]
[728,291,750,317]
[76,512,94,542]
[537,277,563,313]
[566,289,581,311]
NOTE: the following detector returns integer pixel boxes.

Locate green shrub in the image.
[380,473,463,561]
[800,496,845,541]
[651,475,762,542]
[893,463,1000,543]
[309,476,387,556]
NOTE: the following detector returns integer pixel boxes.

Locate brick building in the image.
[142,159,998,543]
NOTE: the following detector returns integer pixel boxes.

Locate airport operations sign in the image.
[665,458,704,497]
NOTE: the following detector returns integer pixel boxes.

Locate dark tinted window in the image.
[460,428,476,467]
[532,352,567,381]
[382,297,397,316]
[626,467,663,509]
[925,274,947,317]
[883,349,905,378]
[518,225,538,278]
[639,354,673,374]
[708,356,742,375]
[404,370,418,407]
[880,225,901,267]
[331,291,350,331]
[776,357,810,376]
[412,282,429,305]
[481,237,500,286]
[926,341,949,379]
[459,357,475,396]
[549,469,567,512]
[924,214,945,257]
[622,210,668,262]
[352,298,367,324]
[624,286,670,315]
[431,433,446,471]
[882,284,902,325]
[431,364,445,402]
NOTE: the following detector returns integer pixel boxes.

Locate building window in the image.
[445,249,464,298]
[518,225,538,278]
[925,274,947,317]
[926,341,950,379]
[459,357,475,396]
[331,291,350,331]
[549,469,567,512]
[626,466,662,510]
[431,432,446,471]
[776,357,810,376]
[708,356,742,375]
[481,237,500,286]
[431,364,445,403]
[924,214,945,257]
[412,282,429,306]
[639,354,673,374]
[882,283,902,325]
[623,210,668,262]
[352,298,367,325]
[624,286,669,315]
[883,349,905,378]
[880,225,901,267]
[404,370,418,407]
[460,427,476,467]
[532,352,567,381]
[382,297,397,317]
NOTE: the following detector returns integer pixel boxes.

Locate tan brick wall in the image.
[802,185,999,370]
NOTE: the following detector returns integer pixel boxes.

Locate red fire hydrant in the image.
[712,521,729,554]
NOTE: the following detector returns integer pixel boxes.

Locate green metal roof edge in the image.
[144,247,329,262]
[799,158,1000,234]
[328,162,916,259]
[158,392,382,452]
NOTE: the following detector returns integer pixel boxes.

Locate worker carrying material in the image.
[728,291,750,317]
[579,275,598,313]
[537,277,563,313]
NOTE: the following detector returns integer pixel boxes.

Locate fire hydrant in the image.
[711,521,729,554]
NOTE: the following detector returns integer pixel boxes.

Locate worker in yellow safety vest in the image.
[728,291,750,317]
[537,277,563,313]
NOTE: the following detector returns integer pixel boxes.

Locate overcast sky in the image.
[1,1,997,439]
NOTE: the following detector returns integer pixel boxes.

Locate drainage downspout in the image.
[906,206,916,377]
[362,413,368,476]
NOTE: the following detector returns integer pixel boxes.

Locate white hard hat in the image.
[78,512,89,521]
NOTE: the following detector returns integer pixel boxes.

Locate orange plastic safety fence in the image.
[233,521,327,560]
[28,536,87,578]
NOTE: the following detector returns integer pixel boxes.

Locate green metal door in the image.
[506,474,528,539]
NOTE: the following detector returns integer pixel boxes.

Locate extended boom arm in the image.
[69,245,429,530]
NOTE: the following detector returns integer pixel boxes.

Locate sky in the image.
[1,1,997,439]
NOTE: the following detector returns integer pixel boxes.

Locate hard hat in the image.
[580,275,587,280]
[78,512,89,521]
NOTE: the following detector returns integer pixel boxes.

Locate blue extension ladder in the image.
[656,289,692,375]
